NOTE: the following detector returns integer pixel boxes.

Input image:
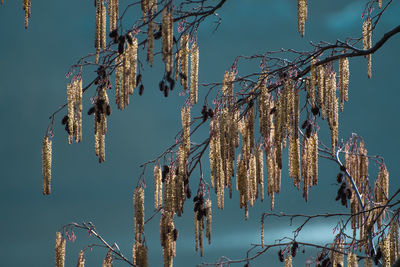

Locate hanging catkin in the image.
[297,0,307,37]
[162,7,173,74]
[67,79,83,144]
[147,20,154,66]
[179,34,189,90]
[77,250,85,267]
[363,18,372,78]
[108,0,118,32]
[94,87,109,162]
[190,43,199,105]
[309,58,317,107]
[285,255,293,267]
[339,57,349,111]
[132,241,149,267]
[154,164,163,209]
[181,106,191,154]
[42,135,52,195]
[95,0,107,63]
[22,0,31,29]
[55,232,66,267]
[160,211,176,267]
[317,65,326,119]
[134,187,145,242]
[102,249,113,267]
[205,198,212,244]
[389,217,399,264]
[374,163,389,229]
[379,0,382,9]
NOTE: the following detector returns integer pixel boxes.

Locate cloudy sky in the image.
[0,0,399,266]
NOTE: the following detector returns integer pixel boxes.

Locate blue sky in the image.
[0,1,399,266]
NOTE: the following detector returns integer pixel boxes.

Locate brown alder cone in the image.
[42,136,52,195]
[55,232,66,267]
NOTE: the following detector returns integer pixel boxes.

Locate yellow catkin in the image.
[141,0,149,21]
[94,88,109,162]
[339,57,349,111]
[134,187,145,242]
[162,7,173,74]
[375,163,389,229]
[363,18,372,78]
[77,250,85,267]
[23,0,31,29]
[256,146,264,201]
[317,65,326,119]
[95,0,106,63]
[205,198,212,244]
[179,34,189,90]
[129,36,138,92]
[147,20,154,66]
[285,255,292,267]
[190,43,199,105]
[181,106,191,154]
[102,249,113,267]
[389,218,399,264]
[364,258,373,267]
[261,216,264,248]
[297,0,307,37]
[379,0,382,9]
[381,237,391,267]
[42,136,52,195]
[55,232,66,267]
[132,242,149,267]
[309,58,317,107]
[154,165,162,209]
[108,0,118,32]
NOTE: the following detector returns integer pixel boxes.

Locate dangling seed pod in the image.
[55,232,66,267]
[42,135,52,195]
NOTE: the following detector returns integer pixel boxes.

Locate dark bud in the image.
[337,264,342,267]
[208,109,214,118]
[311,106,320,116]
[346,188,352,199]
[169,78,175,91]
[183,177,189,186]
[203,207,207,216]
[154,30,161,40]
[341,193,347,207]
[186,186,191,199]
[162,165,169,182]
[194,202,202,213]
[164,85,169,97]
[106,105,111,116]
[244,264,249,267]
[166,72,173,83]
[374,247,382,265]
[163,165,169,174]
[306,124,312,138]
[96,99,105,112]
[301,120,308,129]
[118,36,126,54]
[172,228,178,241]
[87,107,95,116]
[291,241,298,257]
[278,249,284,262]
[340,165,346,172]
[136,74,142,85]
[198,195,204,204]
[126,34,133,45]
[109,29,118,38]
[173,36,177,44]
[269,107,277,114]
[193,196,199,203]
[197,209,204,221]
[61,115,68,125]
[201,106,208,122]
[321,258,331,267]
[139,84,144,96]
[96,112,102,123]
[159,80,165,91]
[64,124,70,134]
[179,72,187,81]
[336,173,344,183]
[248,100,254,108]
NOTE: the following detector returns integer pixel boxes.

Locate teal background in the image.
[0,1,399,266]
